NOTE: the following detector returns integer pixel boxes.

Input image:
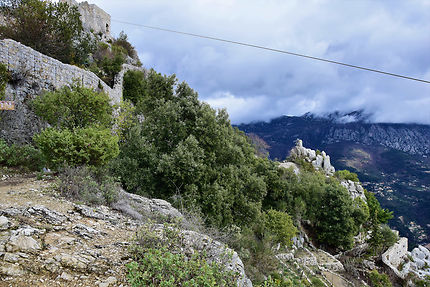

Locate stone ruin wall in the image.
[0,38,121,103]
[0,39,143,144]
[59,0,112,41]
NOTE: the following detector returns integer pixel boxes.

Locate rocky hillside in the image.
[0,174,250,287]
[237,113,430,248]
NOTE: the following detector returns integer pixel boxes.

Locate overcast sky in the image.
[80,0,429,125]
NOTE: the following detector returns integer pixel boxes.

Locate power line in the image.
[112,19,430,84]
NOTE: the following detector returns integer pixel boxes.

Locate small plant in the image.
[256,275,294,287]
[127,247,238,287]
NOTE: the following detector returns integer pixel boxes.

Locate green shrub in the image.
[256,275,293,287]
[335,169,359,182]
[127,247,238,287]
[90,43,126,87]
[369,269,392,287]
[113,100,136,142]
[415,275,430,287]
[365,190,393,225]
[315,182,356,249]
[111,71,269,228]
[113,31,139,62]
[0,139,44,171]
[310,277,325,287]
[57,165,119,205]
[34,127,119,169]
[32,84,113,130]
[264,209,297,247]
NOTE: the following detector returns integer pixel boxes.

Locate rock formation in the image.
[0,175,251,286]
[382,235,430,281]
[288,139,335,176]
[340,180,366,202]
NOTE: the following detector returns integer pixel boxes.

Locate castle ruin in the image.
[59,0,112,41]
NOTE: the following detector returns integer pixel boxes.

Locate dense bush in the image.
[122,70,146,105]
[314,182,357,249]
[32,84,119,169]
[127,248,238,287]
[34,127,119,169]
[369,269,392,287]
[32,84,113,129]
[89,42,126,87]
[0,139,44,171]
[0,0,96,65]
[113,31,140,64]
[263,169,367,250]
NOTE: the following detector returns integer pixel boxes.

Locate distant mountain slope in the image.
[237,113,430,248]
[238,113,430,159]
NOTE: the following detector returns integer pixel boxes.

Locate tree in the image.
[111,70,269,227]
[264,209,297,247]
[365,190,393,225]
[315,183,356,249]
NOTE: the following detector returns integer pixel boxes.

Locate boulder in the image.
[112,189,184,221]
[0,215,10,230]
[6,235,41,252]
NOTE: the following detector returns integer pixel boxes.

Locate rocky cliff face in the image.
[324,123,430,156]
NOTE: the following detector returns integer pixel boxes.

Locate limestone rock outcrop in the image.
[382,236,430,280]
[340,180,366,202]
[288,139,335,176]
[60,0,112,41]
